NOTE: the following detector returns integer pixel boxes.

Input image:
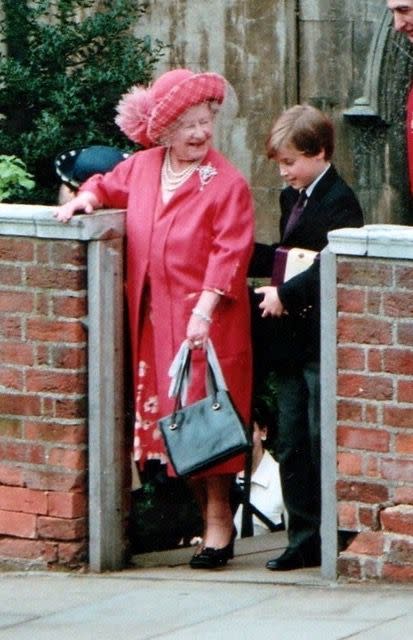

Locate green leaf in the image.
[0,154,35,201]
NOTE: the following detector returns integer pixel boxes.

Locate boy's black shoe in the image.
[266,546,321,571]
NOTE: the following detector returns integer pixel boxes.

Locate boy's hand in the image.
[254,286,286,317]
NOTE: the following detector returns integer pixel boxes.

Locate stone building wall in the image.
[135,1,412,238]
[135,0,297,242]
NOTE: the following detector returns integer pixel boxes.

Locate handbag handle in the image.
[205,339,228,392]
[168,340,226,430]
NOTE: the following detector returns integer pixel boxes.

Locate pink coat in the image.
[82,146,254,470]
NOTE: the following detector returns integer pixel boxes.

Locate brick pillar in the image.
[321,225,413,583]
[0,204,125,571]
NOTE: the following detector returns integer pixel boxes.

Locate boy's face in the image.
[274,145,328,191]
[387,1,413,42]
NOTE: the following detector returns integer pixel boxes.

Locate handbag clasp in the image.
[212,402,221,411]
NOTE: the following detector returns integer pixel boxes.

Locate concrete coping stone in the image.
[328,224,413,259]
[0,204,126,242]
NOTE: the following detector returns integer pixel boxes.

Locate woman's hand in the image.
[53,191,100,223]
[186,289,221,349]
[254,285,286,317]
[187,313,210,349]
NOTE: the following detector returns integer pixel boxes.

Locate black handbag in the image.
[158,341,251,477]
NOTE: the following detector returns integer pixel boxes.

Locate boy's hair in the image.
[252,400,275,430]
[266,104,334,161]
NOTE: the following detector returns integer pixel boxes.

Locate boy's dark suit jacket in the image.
[249,165,364,383]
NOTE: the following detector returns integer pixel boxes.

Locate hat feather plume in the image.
[115,86,154,148]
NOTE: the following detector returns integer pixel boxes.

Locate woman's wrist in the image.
[192,289,221,324]
[191,307,212,323]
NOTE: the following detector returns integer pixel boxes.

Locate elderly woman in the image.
[54,68,254,569]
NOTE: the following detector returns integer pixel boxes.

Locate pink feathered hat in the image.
[115,68,227,147]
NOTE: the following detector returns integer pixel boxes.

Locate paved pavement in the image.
[1,532,412,639]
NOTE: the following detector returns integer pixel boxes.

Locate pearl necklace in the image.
[161,149,201,192]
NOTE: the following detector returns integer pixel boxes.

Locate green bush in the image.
[0,0,167,204]
[0,155,35,202]
[128,462,203,554]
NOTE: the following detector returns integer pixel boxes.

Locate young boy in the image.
[250,105,364,571]
[233,402,286,538]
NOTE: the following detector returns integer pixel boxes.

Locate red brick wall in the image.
[0,236,88,569]
[335,256,413,582]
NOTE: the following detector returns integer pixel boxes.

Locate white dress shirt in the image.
[234,450,286,537]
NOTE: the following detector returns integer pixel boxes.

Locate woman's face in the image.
[169,103,214,164]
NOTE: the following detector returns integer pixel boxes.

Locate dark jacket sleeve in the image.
[278,260,319,315]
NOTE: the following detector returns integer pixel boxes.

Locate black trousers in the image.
[273,361,321,554]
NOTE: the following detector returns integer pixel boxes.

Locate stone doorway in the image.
[344,9,413,226]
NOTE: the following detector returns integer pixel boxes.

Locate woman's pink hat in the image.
[115,68,227,147]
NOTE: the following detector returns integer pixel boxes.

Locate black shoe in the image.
[190,528,236,569]
[266,546,321,571]
[190,544,231,569]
